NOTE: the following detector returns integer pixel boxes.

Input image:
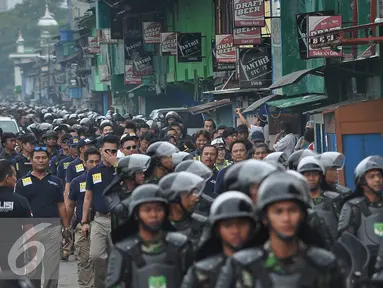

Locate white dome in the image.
[38,4,58,27]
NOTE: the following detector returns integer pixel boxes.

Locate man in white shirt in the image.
[273,122,297,156]
[235,108,264,134]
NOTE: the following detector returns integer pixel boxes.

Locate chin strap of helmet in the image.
[136,210,163,233]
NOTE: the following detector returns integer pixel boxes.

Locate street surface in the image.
[58,257,79,288]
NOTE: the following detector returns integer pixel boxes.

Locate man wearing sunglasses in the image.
[57,137,80,184]
[14,134,37,179]
[119,135,138,157]
[15,146,71,288]
[49,134,71,176]
[81,134,119,288]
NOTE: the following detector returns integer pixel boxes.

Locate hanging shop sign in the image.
[296,11,334,60]
[125,38,143,58]
[125,63,142,85]
[233,0,265,28]
[212,39,236,72]
[216,34,236,63]
[98,29,118,44]
[177,33,202,62]
[307,15,342,58]
[142,22,162,44]
[132,51,153,76]
[85,37,101,54]
[161,32,177,56]
[239,46,272,89]
[233,27,261,45]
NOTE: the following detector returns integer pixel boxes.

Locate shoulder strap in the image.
[358,200,372,217]
[127,241,146,268]
[298,262,320,287]
[249,261,273,288]
[165,240,181,267]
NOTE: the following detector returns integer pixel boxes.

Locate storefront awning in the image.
[303,98,369,114]
[242,94,279,113]
[268,66,325,90]
[202,87,270,96]
[267,94,327,109]
[188,99,232,115]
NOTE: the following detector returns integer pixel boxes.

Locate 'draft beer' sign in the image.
[233,27,261,45]
[161,32,177,56]
[142,22,161,44]
[307,15,342,58]
[216,34,236,63]
[239,47,272,89]
[233,0,265,28]
[177,33,202,62]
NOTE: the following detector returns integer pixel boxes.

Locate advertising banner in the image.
[142,22,162,44]
[161,32,177,56]
[233,27,261,45]
[125,64,142,85]
[296,11,334,59]
[233,0,265,27]
[307,15,342,58]
[216,34,236,63]
[177,33,202,62]
[85,37,101,54]
[98,29,118,44]
[239,46,272,88]
[124,38,153,76]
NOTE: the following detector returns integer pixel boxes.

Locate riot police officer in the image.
[105,184,194,288]
[103,154,151,233]
[175,160,215,216]
[287,149,317,171]
[316,152,352,197]
[181,191,258,288]
[297,156,341,240]
[338,155,383,275]
[215,172,345,288]
[222,159,278,203]
[146,141,179,184]
[158,171,207,249]
[263,152,288,169]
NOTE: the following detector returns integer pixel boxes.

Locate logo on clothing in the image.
[80,182,86,192]
[22,177,32,186]
[374,223,383,236]
[63,162,70,169]
[0,201,14,212]
[148,275,167,288]
[92,173,102,184]
[75,164,84,173]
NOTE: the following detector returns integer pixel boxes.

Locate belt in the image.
[95,212,111,218]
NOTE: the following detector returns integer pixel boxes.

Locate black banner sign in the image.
[296,10,334,60]
[239,46,272,89]
[177,33,202,62]
[124,38,153,76]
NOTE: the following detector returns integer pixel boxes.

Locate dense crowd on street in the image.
[0,103,382,288]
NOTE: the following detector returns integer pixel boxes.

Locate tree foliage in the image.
[0,0,67,96]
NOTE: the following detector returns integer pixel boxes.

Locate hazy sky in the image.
[8,0,24,9]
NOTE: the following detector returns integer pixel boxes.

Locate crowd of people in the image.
[0,104,382,288]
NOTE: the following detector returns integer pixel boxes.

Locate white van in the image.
[0,117,20,133]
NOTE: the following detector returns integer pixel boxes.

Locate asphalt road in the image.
[58,257,79,288]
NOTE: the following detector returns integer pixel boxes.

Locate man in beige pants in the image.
[67,147,101,287]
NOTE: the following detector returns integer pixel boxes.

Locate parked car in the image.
[0,117,19,133]
[149,107,204,135]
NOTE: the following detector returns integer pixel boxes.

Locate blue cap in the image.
[251,130,265,142]
[69,137,80,147]
[78,138,93,148]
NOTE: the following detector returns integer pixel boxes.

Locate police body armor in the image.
[172,213,206,249]
[312,191,340,240]
[185,254,226,288]
[334,184,352,196]
[106,232,189,288]
[220,246,337,288]
[351,198,383,253]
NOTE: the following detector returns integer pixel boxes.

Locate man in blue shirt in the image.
[67,147,100,288]
[64,138,93,204]
[57,137,79,184]
[81,134,119,288]
[49,134,71,176]
[15,146,71,288]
